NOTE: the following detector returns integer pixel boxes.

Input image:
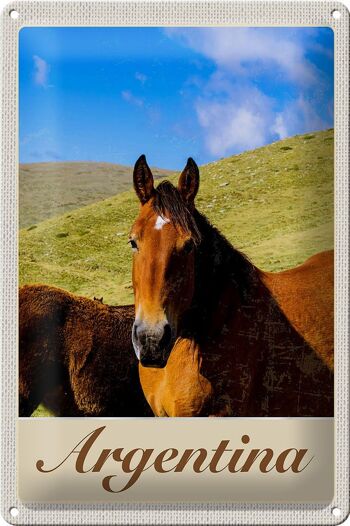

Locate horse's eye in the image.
[183,239,194,254]
[128,239,138,252]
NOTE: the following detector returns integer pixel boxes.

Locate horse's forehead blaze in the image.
[155,215,170,230]
[132,204,178,246]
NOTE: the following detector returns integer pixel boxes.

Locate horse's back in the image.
[19,283,74,325]
[19,284,148,416]
[262,250,334,368]
[19,283,73,351]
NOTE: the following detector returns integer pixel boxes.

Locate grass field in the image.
[20,129,334,308]
[20,161,175,228]
[22,129,334,417]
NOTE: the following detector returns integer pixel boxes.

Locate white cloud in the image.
[165,28,331,156]
[135,72,147,84]
[295,96,329,131]
[166,28,318,85]
[197,90,331,157]
[121,90,144,107]
[33,55,50,87]
[271,114,289,140]
[271,96,330,140]
[196,87,273,156]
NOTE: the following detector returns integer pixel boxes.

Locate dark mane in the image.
[153,181,201,244]
[192,212,257,314]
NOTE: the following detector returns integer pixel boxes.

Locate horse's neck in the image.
[189,227,334,416]
[183,214,261,339]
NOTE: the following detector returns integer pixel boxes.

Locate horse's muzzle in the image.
[140,356,168,368]
[132,321,173,368]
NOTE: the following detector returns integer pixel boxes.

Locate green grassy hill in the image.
[20,129,334,306]
[20,161,175,228]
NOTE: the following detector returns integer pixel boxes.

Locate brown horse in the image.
[130,155,334,417]
[19,284,152,417]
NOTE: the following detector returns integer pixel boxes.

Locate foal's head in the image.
[130,155,200,367]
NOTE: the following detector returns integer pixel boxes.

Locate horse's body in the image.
[130,156,334,417]
[19,284,151,417]
[140,250,333,417]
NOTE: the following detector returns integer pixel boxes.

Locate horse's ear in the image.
[178,157,199,204]
[133,154,155,205]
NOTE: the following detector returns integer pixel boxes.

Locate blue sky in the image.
[19,27,334,169]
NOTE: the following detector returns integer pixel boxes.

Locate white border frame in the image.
[0,1,349,524]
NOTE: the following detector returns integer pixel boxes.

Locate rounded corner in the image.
[334,506,350,526]
[326,25,335,37]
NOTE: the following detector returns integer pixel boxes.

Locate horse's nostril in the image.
[133,322,146,347]
[160,323,172,349]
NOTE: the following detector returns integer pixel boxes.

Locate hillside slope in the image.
[20,129,334,306]
[20,161,175,227]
